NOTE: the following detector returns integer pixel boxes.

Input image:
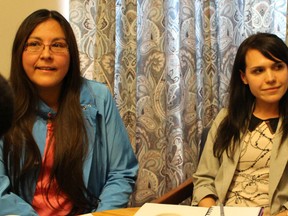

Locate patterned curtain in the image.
[69,0,287,207]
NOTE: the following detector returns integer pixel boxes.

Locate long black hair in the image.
[213,32,288,158]
[4,9,98,214]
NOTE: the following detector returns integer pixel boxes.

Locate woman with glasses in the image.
[0,9,138,216]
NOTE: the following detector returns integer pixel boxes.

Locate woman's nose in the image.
[39,45,53,59]
[265,70,276,83]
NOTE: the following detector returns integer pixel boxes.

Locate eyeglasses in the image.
[24,41,69,54]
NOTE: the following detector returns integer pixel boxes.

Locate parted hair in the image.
[213,32,288,158]
[4,9,97,215]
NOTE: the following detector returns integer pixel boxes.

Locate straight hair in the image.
[4,9,98,214]
[213,33,288,159]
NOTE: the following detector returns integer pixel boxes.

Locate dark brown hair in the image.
[4,9,97,214]
[214,33,288,158]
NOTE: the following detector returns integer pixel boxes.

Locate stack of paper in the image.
[134,203,263,216]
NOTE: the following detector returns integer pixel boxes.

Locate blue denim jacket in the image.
[0,78,138,215]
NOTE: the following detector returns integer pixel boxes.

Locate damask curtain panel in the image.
[69,0,287,207]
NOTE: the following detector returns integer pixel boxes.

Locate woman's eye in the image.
[52,42,67,48]
[252,68,263,74]
[27,41,41,47]
[274,63,284,70]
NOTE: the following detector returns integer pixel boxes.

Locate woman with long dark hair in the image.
[0,9,138,216]
[192,33,288,216]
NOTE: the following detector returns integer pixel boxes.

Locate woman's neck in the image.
[38,87,60,112]
[253,102,279,119]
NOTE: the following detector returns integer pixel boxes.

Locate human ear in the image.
[240,70,248,84]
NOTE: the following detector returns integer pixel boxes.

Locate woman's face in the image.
[22,18,70,94]
[241,49,288,109]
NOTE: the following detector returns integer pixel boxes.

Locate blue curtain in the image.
[69,0,287,206]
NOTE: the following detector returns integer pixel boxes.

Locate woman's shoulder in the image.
[217,108,228,116]
[80,77,113,106]
[213,108,228,123]
[81,77,110,92]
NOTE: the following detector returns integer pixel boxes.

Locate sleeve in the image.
[191,109,227,206]
[94,87,139,212]
[0,140,38,215]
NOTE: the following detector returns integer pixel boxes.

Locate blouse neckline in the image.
[249,114,279,134]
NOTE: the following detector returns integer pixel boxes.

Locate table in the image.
[91,207,140,216]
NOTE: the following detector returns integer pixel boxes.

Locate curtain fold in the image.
[69,0,287,206]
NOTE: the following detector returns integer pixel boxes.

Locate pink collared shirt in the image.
[32,122,72,216]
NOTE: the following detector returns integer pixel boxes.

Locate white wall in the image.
[0,0,69,78]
